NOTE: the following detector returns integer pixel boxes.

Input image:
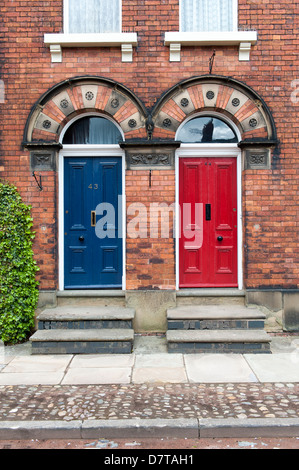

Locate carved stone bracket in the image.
[238,139,277,170]
[23,142,62,172]
[244,149,271,170]
[120,140,180,169]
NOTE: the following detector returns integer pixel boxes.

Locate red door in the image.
[179,157,238,288]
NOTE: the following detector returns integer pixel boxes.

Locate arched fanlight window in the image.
[177,116,238,143]
[63,116,123,144]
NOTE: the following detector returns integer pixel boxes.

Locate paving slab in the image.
[132,367,188,384]
[132,353,187,384]
[184,354,258,383]
[2,355,73,373]
[134,353,184,368]
[0,372,65,386]
[61,367,132,385]
[244,353,299,382]
[69,354,135,368]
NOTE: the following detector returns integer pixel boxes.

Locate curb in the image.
[0,418,299,440]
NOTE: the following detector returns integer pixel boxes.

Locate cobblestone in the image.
[0,383,298,422]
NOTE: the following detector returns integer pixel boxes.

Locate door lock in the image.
[205,204,211,221]
[91,211,96,227]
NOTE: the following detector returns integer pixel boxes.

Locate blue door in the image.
[64,157,123,289]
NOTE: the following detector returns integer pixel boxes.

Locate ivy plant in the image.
[0,181,39,344]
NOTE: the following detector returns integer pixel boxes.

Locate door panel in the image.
[179,157,238,287]
[64,157,122,289]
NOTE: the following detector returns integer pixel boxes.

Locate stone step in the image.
[37,306,135,330]
[167,329,271,354]
[167,305,266,330]
[176,289,245,306]
[30,329,134,355]
[56,290,126,307]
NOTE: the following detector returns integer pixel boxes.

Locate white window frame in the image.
[179,0,238,33]
[165,0,256,62]
[44,0,137,63]
[63,0,122,34]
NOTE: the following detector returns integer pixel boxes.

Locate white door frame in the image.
[58,114,126,291]
[175,113,243,291]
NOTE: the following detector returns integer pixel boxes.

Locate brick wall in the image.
[0,0,298,290]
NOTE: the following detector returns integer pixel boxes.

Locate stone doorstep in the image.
[30,329,135,343]
[30,329,134,354]
[167,305,266,320]
[37,306,135,322]
[167,319,265,330]
[166,329,271,344]
[56,290,125,297]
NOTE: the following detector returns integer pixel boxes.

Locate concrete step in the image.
[167,305,266,330]
[37,306,135,330]
[30,329,134,355]
[56,290,126,307]
[176,289,245,306]
[167,329,271,354]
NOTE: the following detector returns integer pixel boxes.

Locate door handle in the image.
[91,211,96,227]
[79,235,85,242]
[217,236,223,242]
[205,204,211,221]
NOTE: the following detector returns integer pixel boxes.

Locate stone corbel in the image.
[50,45,62,63]
[169,43,181,62]
[239,42,252,61]
[121,44,133,62]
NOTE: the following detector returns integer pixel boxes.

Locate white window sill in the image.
[44,33,138,63]
[164,31,258,61]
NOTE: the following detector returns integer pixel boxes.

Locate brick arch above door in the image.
[23,76,148,145]
[150,75,277,145]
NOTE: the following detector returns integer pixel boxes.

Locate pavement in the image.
[0,333,299,440]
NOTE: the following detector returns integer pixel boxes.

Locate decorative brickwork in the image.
[24,77,148,144]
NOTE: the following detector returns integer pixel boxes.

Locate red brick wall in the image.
[0,0,298,290]
[126,169,176,290]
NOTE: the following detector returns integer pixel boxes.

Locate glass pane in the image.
[181,0,233,32]
[63,117,123,144]
[69,0,120,33]
[177,116,238,143]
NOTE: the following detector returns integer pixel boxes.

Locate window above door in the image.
[180,0,237,33]
[65,0,121,34]
[44,0,137,63]
[165,0,257,62]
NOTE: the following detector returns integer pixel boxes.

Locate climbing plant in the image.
[0,181,39,344]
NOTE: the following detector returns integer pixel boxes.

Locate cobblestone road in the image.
[0,383,298,422]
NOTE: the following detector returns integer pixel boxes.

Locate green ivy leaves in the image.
[0,182,39,344]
